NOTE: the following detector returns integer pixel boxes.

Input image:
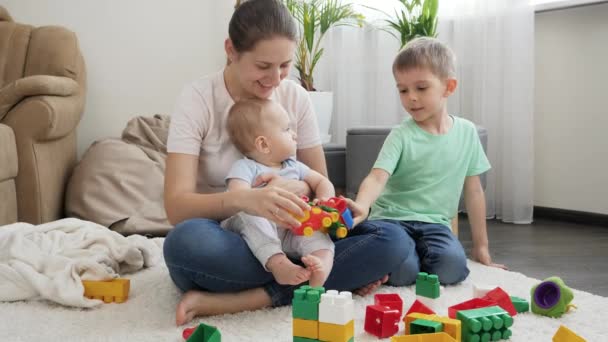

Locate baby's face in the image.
[262,103,297,160]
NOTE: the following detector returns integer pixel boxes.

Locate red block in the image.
[448,297,496,318]
[374,293,404,316]
[365,304,401,338]
[182,327,195,340]
[405,299,436,316]
[481,287,517,316]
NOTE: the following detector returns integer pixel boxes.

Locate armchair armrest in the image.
[3,91,85,142]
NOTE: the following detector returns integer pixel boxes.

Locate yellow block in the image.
[293,318,318,339]
[392,332,457,342]
[553,325,586,342]
[319,320,354,342]
[82,278,130,303]
[404,313,461,342]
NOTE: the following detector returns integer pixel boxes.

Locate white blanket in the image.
[0,218,162,308]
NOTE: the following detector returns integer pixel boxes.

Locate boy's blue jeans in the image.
[163,218,469,307]
[376,219,470,286]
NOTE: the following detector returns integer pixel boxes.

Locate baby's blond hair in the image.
[227,98,272,155]
[393,37,456,79]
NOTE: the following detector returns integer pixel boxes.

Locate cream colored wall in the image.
[2,0,235,156]
[535,2,608,214]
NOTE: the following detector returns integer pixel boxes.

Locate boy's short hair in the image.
[227,98,270,155]
[392,37,456,79]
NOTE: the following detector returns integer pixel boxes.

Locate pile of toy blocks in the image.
[292,285,354,342]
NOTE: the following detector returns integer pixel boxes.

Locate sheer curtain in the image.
[313,0,535,223]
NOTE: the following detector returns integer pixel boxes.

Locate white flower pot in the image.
[308,91,333,144]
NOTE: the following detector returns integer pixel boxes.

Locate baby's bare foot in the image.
[267,254,310,285]
[301,254,330,287]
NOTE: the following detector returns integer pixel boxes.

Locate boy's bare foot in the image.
[301,253,331,287]
[175,288,272,326]
[353,274,389,296]
[266,253,311,285]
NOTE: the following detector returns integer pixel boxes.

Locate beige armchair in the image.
[0,6,86,225]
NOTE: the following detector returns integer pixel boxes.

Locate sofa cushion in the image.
[0,20,31,87]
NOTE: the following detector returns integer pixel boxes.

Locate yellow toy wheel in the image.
[336,227,347,239]
[297,210,311,222]
[322,217,332,227]
[330,212,340,222]
[303,226,314,237]
[312,207,322,215]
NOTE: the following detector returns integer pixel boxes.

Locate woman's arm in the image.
[164,153,308,226]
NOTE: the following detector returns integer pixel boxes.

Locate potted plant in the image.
[375,0,439,49]
[283,0,364,143]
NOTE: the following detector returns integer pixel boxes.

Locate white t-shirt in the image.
[167,69,321,194]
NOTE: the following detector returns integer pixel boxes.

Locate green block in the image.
[510,296,530,313]
[457,306,513,342]
[530,277,574,318]
[293,337,320,342]
[292,285,325,320]
[415,272,440,299]
[410,318,443,335]
[186,323,221,342]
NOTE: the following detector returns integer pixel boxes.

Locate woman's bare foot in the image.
[175,288,272,326]
[266,253,311,285]
[301,251,332,287]
[354,274,389,296]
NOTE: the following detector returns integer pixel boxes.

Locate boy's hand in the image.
[343,198,369,227]
[472,245,508,270]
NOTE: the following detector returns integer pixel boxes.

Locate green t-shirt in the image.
[368,116,491,228]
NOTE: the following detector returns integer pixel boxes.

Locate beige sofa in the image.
[0,6,86,225]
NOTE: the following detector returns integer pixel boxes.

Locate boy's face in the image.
[393,67,456,123]
[260,103,297,160]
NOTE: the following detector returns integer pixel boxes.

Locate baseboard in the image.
[534,206,608,227]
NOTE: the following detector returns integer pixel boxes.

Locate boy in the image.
[222,98,335,287]
[347,37,505,288]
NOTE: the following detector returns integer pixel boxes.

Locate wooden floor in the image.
[458,216,608,297]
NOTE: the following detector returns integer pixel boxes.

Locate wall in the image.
[535,2,608,214]
[2,0,235,156]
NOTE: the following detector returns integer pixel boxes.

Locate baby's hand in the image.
[343,198,369,227]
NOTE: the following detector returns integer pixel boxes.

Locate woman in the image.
[163,0,408,326]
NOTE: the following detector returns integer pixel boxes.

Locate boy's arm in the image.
[346,168,390,226]
[227,178,253,192]
[303,170,335,201]
[464,175,507,269]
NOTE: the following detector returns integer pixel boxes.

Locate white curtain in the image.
[313,0,535,224]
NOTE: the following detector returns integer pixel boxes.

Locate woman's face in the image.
[228,36,296,99]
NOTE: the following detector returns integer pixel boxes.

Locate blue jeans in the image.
[378,219,470,286]
[163,218,409,307]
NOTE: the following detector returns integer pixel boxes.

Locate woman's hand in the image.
[241,186,310,227]
[253,173,311,197]
[343,198,369,227]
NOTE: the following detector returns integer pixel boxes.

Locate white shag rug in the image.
[0,259,606,342]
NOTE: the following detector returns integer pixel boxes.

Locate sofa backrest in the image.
[0,9,31,88]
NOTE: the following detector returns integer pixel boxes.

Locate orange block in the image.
[82,278,130,303]
[553,325,586,342]
[404,312,461,342]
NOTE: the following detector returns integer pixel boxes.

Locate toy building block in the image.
[406,299,436,316]
[416,272,440,299]
[293,318,319,340]
[480,287,517,316]
[318,320,354,342]
[184,323,221,342]
[457,306,513,342]
[82,278,130,303]
[415,294,444,314]
[553,325,586,342]
[448,297,495,319]
[531,277,574,318]
[410,319,443,335]
[404,313,461,341]
[375,293,404,316]
[391,332,456,342]
[293,337,321,342]
[293,285,326,320]
[509,296,530,313]
[365,304,400,338]
[473,284,495,298]
[319,290,354,325]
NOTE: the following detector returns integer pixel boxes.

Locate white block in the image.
[318,290,354,325]
[473,284,495,298]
